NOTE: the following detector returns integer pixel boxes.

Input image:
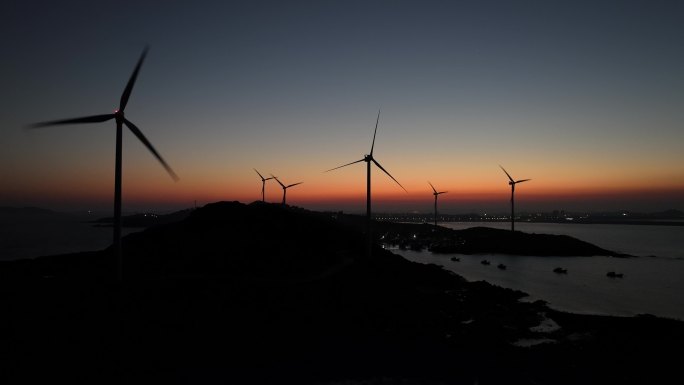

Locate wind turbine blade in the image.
[516,179,531,183]
[372,158,407,192]
[28,114,115,128]
[324,158,365,172]
[287,182,303,188]
[123,118,178,181]
[499,165,514,183]
[254,168,265,180]
[119,46,149,112]
[428,181,437,194]
[369,108,380,156]
[438,191,448,194]
[271,174,285,188]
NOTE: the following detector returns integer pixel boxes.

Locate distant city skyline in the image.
[2,1,683,215]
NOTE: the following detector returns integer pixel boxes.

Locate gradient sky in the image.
[1,0,683,214]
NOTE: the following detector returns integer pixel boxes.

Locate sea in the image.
[391,221,684,320]
[2,216,683,320]
[0,216,143,261]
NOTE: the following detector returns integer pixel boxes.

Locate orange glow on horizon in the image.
[5,151,683,213]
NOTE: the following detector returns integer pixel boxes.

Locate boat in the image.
[606,271,624,278]
[481,260,490,265]
[497,264,507,270]
[553,267,568,274]
[450,257,460,262]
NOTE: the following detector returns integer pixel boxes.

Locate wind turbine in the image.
[325,109,406,222]
[28,47,178,280]
[429,182,447,228]
[254,169,274,202]
[499,165,530,232]
[272,175,302,206]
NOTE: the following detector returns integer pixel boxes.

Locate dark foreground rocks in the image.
[0,202,680,384]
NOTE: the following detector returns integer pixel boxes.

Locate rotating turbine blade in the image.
[324,158,365,172]
[499,165,514,183]
[438,191,448,195]
[123,118,179,181]
[287,182,303,188]
[271,174,285,188]
[28,114,115,128]
[372,158,406,192]
[254,168,266,181]
[428,181,437,194]
[516,179,531,184]
[369,108,380,156]
[119,46,149,112]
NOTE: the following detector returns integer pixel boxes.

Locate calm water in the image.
[0,220,142,261]
[392,222,684,320]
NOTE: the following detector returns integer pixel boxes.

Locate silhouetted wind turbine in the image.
[272,175,302,206]
[27,47,178,281]
[325,109,406,221]
[325,109,406,257]
[499,165,530,232]
[254,169,274,202]
[429,182,447,228]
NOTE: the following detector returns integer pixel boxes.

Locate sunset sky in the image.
[1,0,683,215]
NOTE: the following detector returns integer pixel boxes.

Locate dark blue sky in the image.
[2,0,683,213]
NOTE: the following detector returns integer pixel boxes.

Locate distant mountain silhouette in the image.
[1,201,682,384]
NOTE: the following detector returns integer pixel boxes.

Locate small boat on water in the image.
[606,271,624,278]
[497,263,507,270]
[450,257,460,262]
[553,267,568,274]
[481,260,491,265]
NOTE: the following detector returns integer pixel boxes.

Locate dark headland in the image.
[367,221,629,257]
[1,202,681,384]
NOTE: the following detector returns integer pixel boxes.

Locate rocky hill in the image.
[0,202,680,384]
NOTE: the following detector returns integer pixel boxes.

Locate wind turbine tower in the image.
[429,182,447,228]
[325,109,406,255]
[326,110,406,220]
[254,169,274,202]
[272,175,303,206]
[499,165,531,232]
[28,47,178,281]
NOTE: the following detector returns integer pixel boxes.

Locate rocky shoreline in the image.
[0,202,680,384]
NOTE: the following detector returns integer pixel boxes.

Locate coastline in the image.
[1,202,683,384]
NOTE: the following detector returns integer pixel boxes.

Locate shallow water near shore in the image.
[393,222,684,320]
